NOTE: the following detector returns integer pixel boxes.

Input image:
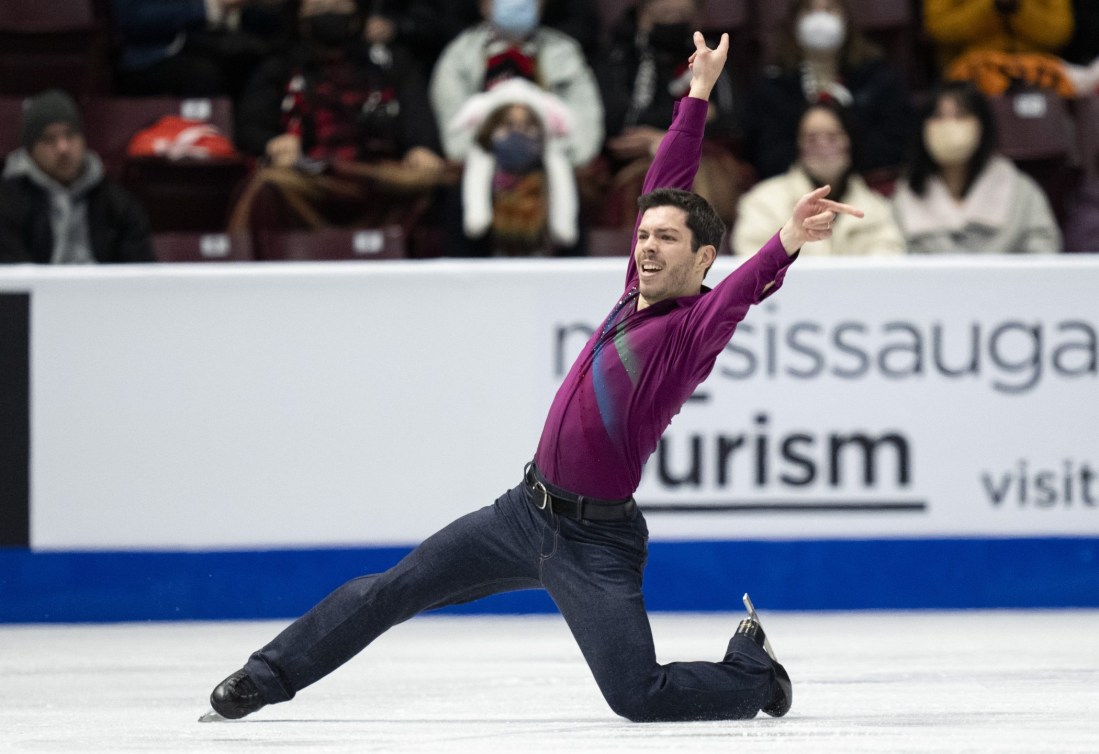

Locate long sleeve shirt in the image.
[533,97,796,499]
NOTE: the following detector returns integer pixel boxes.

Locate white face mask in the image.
[924,118,981,167]
[796,11,846,53]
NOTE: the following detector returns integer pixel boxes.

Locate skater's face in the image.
[635,205,715,309]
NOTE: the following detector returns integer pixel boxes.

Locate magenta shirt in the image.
[533,97,797,499]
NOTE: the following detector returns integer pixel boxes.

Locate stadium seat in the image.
[82,97,237,176]
[0,0,109,97]
[0,97,25,167]
[151,232,254,263]
[1074,96,1099,179]
[989,90,1080,226]
[82,97,248,233]
[259,227,408,261]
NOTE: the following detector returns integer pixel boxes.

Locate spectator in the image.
[892,82,1061,253]
[436,0,602,57]
[428,0,603,254]
[924,0,1099,97]
[739,0,912,183]
[429,0,603,169]
[0,90,153,265]
[229,0,450,254]
[111,0,288,102]
[734,100,903,256]
[448,78,578,255]
[593,0,748,229]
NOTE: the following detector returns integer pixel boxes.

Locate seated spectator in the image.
[924,0,1099,97]
[739,0,912,183]
[428,0,603,255]
[111,0,288,102]
[892,82,1061,253]
[734,101,904,256]
[429,0,603,168]
[592,0,748,229]
[0,90,153,265]
[229,0,451,255]
[448,78,578,255]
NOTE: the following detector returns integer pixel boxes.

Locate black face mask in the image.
[647,22,693,55]
[304,12,361,47]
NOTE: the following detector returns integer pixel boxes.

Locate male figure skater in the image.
[205,31,862,723]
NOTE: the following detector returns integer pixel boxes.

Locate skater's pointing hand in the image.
[779,185,865,255]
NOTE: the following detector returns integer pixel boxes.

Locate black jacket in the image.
[0,174,154,264]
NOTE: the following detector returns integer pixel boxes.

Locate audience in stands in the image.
[738,0,912,184]
[924,0,1099,97]
[734,100,904,256]
[429,0,603,255]
[592,0,748,230]
[110,0,288,102]
[892,81,1061,253]
[0,90,153,264]
[229,0,450,257]
[437,0,602,58]
[447,78,579,255]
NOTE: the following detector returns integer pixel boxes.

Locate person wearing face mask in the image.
[429,0,603,169]
[447,78,579,255]
[592,0,748,230]
[739,0,912,185]
[428,0,602,254]
[230,0,451,258]
[892,82,1061,253]
[733,101,904,256]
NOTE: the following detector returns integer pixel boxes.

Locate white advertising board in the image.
[1,255,1096,549]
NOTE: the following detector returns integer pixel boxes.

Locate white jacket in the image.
[733,165,905,256]
[429,23,603,166]
[892,155,1061,253]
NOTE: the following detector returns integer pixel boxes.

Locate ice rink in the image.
[3,609,1098,753]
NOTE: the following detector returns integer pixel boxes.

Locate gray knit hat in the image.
[21,89,83,150]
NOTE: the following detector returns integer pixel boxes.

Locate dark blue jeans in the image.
[243,477,778,721]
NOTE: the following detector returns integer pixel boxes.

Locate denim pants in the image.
[243,476,778,721]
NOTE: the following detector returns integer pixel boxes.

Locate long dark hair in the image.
[905,81,997,198]
[771,0,881,72]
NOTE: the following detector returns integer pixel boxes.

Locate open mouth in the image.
[639,261,662,277]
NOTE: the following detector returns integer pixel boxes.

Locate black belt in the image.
[523,462,636,521]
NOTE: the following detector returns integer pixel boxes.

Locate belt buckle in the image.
[532,480,551,511]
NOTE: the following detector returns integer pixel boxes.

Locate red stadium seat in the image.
[82,97,247,233]
[151,233,254,263]
[260,227,408,261]
[0,0,109,97]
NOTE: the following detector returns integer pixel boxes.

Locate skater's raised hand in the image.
[688,31,729,101]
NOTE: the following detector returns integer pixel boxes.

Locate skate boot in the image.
[739,593,792,718]
[202,669,267,721]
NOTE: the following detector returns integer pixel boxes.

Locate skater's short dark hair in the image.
[637,188,726,254]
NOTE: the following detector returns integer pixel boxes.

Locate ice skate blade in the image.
[198,708,229,723]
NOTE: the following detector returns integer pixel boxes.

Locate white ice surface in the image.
[2,610,1097,753]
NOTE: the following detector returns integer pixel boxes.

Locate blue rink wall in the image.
[2,537,1097,623]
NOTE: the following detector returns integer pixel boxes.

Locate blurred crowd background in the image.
[1,0,1097,264]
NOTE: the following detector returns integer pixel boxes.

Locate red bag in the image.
[127,115,238,160]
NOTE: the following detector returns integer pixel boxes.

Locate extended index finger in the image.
[820,198,865,219]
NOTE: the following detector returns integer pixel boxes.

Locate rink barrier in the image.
[1,537,1097,622]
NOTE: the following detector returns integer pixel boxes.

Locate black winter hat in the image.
[21,89,83,150]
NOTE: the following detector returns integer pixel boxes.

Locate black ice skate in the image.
[739,593,792,718]
[198,669,267,722]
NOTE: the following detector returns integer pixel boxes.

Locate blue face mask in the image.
[492,0,539,38]
[492,131,542,173]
